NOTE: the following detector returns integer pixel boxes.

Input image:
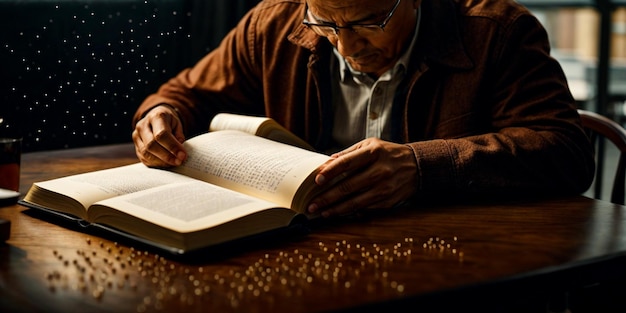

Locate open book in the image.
[20,114,331,254]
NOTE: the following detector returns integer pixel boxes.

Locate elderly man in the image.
[132,0,595,217]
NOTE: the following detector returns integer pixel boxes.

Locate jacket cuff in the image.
[406,140,459,193]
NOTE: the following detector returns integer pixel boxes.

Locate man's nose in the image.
[334,30,366,58]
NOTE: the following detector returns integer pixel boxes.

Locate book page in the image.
[90,180,282,233]
[30,163,193,213]
[173,130,330,212]
[209,113,266,135]
[209,113,314,150]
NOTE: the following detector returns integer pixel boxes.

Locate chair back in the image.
[578,109,626,205]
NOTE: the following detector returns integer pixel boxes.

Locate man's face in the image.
[306,0,420,77]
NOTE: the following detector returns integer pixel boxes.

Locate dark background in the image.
[0,0,259,152]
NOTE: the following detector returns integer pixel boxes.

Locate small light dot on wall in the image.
[1,1,203,151]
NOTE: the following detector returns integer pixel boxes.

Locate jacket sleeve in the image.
[407,13,595,198]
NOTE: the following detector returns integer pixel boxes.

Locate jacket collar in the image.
[420,0,474,70]
[288,0,473,71]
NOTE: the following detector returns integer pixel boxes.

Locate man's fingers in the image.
[132,106,187,167]
[146,133,185,166]
[316,147,370,186]
[309,169,369,214]
[308,138,419,218]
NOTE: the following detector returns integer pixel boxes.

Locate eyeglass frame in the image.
[302,0,401,36]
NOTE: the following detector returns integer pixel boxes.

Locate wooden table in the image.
[1,143,626,312]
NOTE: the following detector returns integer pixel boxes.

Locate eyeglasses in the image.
[302,0,401,37]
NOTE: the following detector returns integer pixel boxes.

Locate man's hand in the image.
[132,105,187,168]
[307,138,418,217]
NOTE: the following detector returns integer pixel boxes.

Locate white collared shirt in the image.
[329,7,421,152]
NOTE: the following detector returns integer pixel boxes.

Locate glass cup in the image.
[0,137,22,204]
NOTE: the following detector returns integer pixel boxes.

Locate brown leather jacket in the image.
[134,0,595,198]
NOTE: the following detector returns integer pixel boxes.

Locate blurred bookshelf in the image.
[518,1,625,202]
[518,0,626,120]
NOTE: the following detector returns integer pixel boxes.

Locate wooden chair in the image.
[544,110,626,313]
[577,109,626,205]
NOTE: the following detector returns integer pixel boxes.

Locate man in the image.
[132,0,595,217]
